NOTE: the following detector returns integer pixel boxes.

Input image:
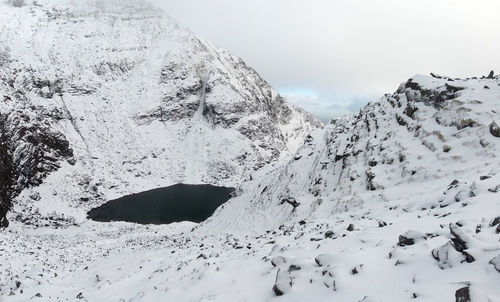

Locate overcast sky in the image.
[147,0,500,121]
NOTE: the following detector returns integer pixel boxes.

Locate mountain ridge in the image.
[0,0,319,226]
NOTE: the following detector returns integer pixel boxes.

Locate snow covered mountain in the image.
[208,73,500,232]
[1,70,498,301]
[1,1,499,301]
[199,73,500,300]
[0,0,318,226]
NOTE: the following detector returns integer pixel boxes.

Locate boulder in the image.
[489,255,500,273]
[489,216,500,227]
[455,286,491,302]
[398,230,425,246]
[324,230,335,238]
[490,122,500,138]
[272,269,292,296]
[431,241,472,269]
[449,224,471,251]
[271,256,287,267]
[315,253,335,266]
[455,286,471,302]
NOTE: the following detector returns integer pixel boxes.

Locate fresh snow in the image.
[1,1,500,302]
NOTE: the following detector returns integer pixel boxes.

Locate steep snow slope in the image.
[1,74,498,302]
[209,74,500,232]
[0,0,318,224]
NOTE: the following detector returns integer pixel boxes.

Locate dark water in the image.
[87,184,235,224]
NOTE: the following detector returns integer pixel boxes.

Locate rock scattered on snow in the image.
[490,255,500,273]
[398,230,425,246]
[490,122,500,138]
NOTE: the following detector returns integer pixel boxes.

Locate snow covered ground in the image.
[2,73,500,301]
[1,1,499,301]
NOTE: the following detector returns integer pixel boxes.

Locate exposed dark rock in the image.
[396,114,407,126]
[449,224,470,252]
[489,122,500,138]
[398,230,424,246]
[403,104,418,118]
[455,286,470,302]
[288,265,301,272]
[462,251,475,263]
[0,117,13,228]
[324,230,335,238]
[346,224,355,231]
[280,197,300,209]
[0,108,73,228]
[490,216,500,227]
[366,170,377,191]
[351,264,363,275]
[487,70,495,79]
[449,180,460,188]
[196,254,207,260]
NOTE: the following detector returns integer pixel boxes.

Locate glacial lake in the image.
[87,184,235,224]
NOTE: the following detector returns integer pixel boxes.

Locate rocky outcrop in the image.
[208,73,500,233]
[0,87,74,227]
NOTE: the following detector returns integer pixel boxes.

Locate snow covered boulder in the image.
[455,286,492,302]
[272,269,292,296]
[271,256,287,267]
[490,255,500,273]
[432,242,471,269]
[398,230,425,246]
[315,253,335,266]
[449,224,473,252]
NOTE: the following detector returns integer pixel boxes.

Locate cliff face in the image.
[0,0,318,225]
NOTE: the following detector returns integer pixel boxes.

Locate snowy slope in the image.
[0,0,319,224]
[1,1,499,301]
[209,73,500,232]
[1,74,498,302]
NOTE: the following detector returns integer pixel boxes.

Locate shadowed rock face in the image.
[0,108,73,228]
[0,117,13,228]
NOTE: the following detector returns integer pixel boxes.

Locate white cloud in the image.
[147,0,500,119]
[280,88,374,122]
